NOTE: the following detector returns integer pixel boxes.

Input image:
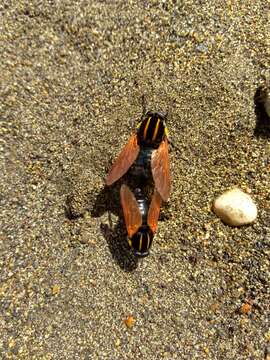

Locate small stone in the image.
[210,302,220,312]
[240,303,252,314]
[124,315,135,329]
[52,284,60,295]
[9,338,15,349]
[212,188,257,226]
[196,43,208,53]
[115,339,121,347]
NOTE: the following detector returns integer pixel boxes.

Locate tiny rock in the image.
[115,339,121,347]
[240,302,252,314]
[124,315,135,329]
[210,302,220,312]
[52,284,60,295]
[9,338,15,349]
[212,188,257,226]
[203,347,210,355]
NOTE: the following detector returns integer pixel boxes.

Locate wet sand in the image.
[1,1,269,359]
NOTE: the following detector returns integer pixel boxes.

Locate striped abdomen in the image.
[129,227,153,257]
[128,188,153,257]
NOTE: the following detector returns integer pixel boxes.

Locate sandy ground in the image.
[1,1,270,359]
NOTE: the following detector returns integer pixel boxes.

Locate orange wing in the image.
[106,133,140,186]
[120,184,142,238]
[147,189,162,233]
[151,138,171,201]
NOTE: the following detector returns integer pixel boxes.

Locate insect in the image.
[120,184,162,257]
[106,111,171,201]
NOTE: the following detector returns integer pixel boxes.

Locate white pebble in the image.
[213,188,257,226]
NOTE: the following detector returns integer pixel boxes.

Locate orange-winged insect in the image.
[120,184,162,257]
[106,111,171,201]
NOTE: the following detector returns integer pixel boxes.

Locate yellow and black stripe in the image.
[137,112,167,146]
[129,229,153,257]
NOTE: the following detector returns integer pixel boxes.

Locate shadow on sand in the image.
[253,87,270,139]
[91,184,138,272]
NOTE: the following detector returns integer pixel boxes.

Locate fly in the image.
[120,184,162,257]
[106,111,171,201]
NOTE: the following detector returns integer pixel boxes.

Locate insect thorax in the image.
[130,147,153,183]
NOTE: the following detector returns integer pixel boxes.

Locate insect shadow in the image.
[91,184,121,218]
[91,184,138,272]
[253,86,270,139]
[100,220,138,272]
